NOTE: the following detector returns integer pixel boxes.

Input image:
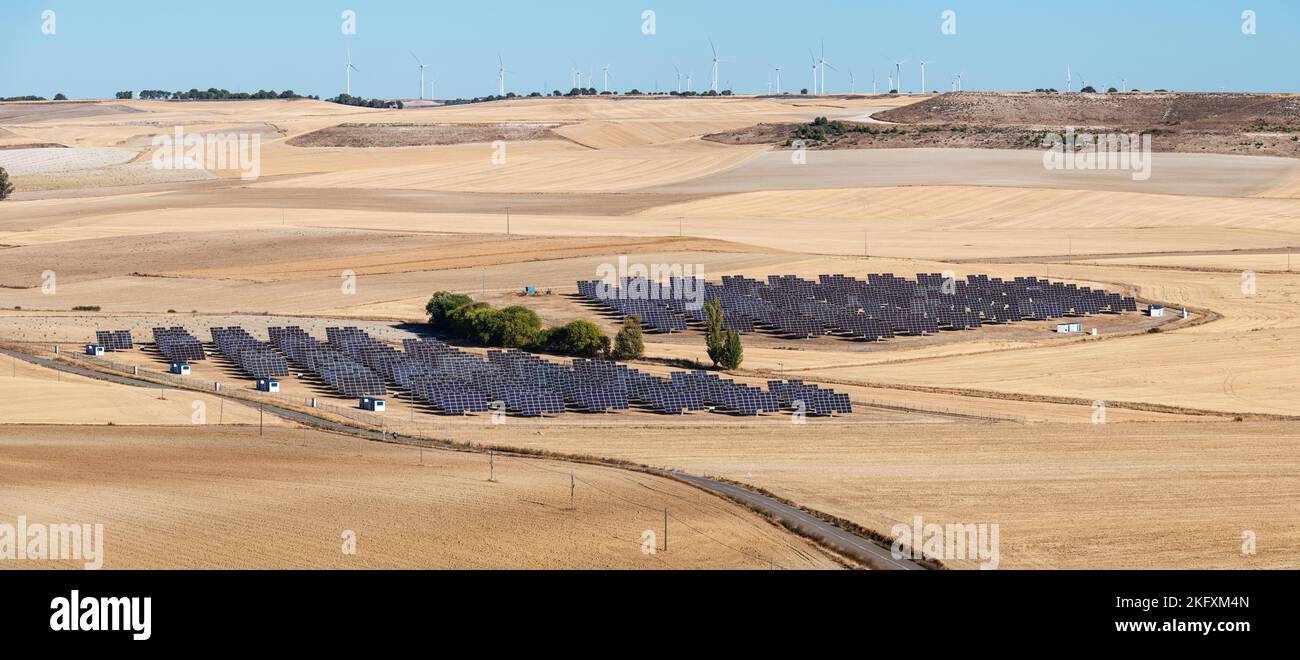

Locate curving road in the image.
[0,345,925,570]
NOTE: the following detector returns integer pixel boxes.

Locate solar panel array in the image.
[768,380,853,417]
[308,326,851,419]
[151,327,205,361]
[140,323,852,420]
[577,273,1137,343]
[210,326,290,379]
[268,326,386,397]
[94,330,134,351]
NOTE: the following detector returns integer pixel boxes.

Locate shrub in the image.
[0,167,13,200]
[445,302,496,342]
[612,316,645,360]
[543,320,609,357]
[71,305,101,312]
[494,305,542,348]
[426,291,608,356]
[426,291,474,328]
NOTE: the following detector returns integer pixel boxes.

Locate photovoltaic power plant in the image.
[94,330,134,351]
[151,326,206,361]
[577,273,1138,340]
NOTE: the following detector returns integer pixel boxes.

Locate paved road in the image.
[0,345,927,570]
[667,472,922,570]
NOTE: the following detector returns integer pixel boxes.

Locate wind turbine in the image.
[601,64,612,93]
[809,52,818,94]
[673,64,684,93]
[885,56,907,94]
[1066,65,1072,93]
[770,65,783,95]
[497,54,508,96]
[344,45,358,96]
[816,41,832,94]
[919,59,929,93]
[410,51,427,100]
[848,69,856,94]
[708,38,724,93]
[685,70,693,93]
[871,68,878,94]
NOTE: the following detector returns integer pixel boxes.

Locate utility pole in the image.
[259,405,263,436]
[569,471,575,510]
[489,451,496,482]
[663,509,669,552]
[505,207,511,236]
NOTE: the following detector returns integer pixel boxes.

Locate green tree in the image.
[703,296,743,369]
[612,316,645,360]
[721,328,743,369]
[544,320,609,357]
[446,302,495,342]
[704,296,727,367]
[0,167,13,201]
[426,291,474,328]
[53,93,67,100]
[494,305,542,348]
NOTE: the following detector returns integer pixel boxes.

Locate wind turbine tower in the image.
[410,52,426,100]
[344,45,359,96]
[709,39,722,93]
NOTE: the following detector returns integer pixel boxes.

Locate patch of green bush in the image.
[425,292,608,357]
[612,316,645,360]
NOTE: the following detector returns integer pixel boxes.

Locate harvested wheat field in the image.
[480,420,1300,569]
[0,425,839,569]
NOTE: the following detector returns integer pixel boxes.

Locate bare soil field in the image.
[711,93,1300,158]
[0,425,840,569]
[877,92,1300,131]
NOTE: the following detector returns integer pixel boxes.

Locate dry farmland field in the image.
[1,93,1298,569]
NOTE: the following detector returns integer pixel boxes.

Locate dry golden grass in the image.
[481,421,1300,569]
[0,355,280,427]
[0,424,840,569]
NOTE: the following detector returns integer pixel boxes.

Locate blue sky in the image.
[2,0,1298,99]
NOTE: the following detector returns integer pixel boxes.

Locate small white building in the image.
[1056,322,1083,334]
[85,344,106,356]
[1148,305,1166,317]
[360,397,386,412]
[256,379,280,393]
[170,361,191,376]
